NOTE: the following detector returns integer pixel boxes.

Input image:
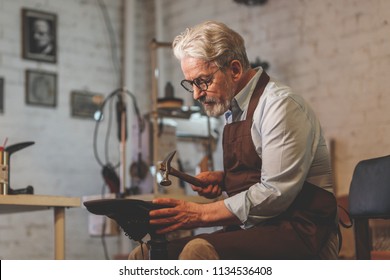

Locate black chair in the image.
[348,155,390,259]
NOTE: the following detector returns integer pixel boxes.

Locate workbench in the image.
[0,194,81,259]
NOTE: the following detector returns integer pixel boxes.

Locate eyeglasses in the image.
[180,68,221,93]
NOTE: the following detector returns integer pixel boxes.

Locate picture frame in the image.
[0,77,4,114]
[25,70,57,107]
[22,8,57,63]
[71,91,104,119]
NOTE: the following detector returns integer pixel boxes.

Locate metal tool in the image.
[1,141,35,195]
[159,150,208,187]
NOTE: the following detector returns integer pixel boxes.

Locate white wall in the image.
[2,0,390,259]
[0,0,126,259]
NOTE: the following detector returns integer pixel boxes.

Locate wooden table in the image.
[0,194,81,259]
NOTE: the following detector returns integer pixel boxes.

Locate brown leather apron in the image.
[167,71,337,259]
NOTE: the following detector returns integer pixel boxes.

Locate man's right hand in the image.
[191,171,224,199]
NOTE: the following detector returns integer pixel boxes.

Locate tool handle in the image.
[9,185,34,195]
[169,167,208,187]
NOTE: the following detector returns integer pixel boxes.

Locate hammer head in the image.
[159,150,176,186]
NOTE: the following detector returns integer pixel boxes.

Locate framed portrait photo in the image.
[25,70,57,107]
[71,91,104,119]
[22,8,57,63]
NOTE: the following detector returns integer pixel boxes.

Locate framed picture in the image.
[71,91,104,119]
[22,8,57,63]
[0,77,4,114]
[25,70,57,107]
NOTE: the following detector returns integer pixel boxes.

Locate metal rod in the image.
[150,39,172,49]
[149,39,172,195]
[119,89,126,194]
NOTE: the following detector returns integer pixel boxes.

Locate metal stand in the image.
[118,89,127,195]
[148,233,168,260]
[149,39,173,195]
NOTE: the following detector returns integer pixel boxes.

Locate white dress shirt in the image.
[224,68,333,229]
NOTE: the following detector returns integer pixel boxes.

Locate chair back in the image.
[348,155,390,259]
[349,155,390,218]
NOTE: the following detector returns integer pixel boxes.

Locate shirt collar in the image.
[235,67,263,111]
[224,67,264,123]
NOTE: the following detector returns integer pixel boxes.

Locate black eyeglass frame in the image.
[180,67,221,93]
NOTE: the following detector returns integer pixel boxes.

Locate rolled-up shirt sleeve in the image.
[224,87,322,229]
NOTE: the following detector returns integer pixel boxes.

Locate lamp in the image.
[234,0,268,6]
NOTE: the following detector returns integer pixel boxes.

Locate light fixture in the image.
[234,0,268,6]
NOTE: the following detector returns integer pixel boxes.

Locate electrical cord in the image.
[104,97,118,167]
[94,1,146,168]
[93,89,118,168]
[97,0,121,83]
[93,88,144,169]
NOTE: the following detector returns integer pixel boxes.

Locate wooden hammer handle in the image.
[169,167,208,187]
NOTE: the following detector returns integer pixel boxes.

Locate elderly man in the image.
[130,20,339,260]
[31,19,54,55]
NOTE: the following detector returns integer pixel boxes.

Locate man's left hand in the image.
[150,198,203,234]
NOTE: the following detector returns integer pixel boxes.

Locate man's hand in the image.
[192,171,224,199]
[150,198,204,234]
[150,198,241,235]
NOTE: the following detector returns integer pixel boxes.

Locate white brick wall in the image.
[0,0,125,259]
[2,0,390,259]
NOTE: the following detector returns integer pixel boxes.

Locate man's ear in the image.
[230,60,243,81]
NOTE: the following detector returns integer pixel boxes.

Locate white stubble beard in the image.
[202,84,235,117]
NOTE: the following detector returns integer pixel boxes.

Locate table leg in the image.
[54,207,65,260]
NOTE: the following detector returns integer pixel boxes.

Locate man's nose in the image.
[193,87,206,100]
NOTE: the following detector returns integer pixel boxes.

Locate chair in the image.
[348,155,390,259]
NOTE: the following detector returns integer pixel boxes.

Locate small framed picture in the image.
[25,70,57,107]
[22,8,57,63]
[71,91,104,119]
[0,77,4,114]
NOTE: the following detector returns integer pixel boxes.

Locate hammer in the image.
[159,150,208,187]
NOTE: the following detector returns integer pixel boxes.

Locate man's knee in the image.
[129,239,219,260]
[319,231,339,260]
[179,238,219,260]
[128,243,150,260]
